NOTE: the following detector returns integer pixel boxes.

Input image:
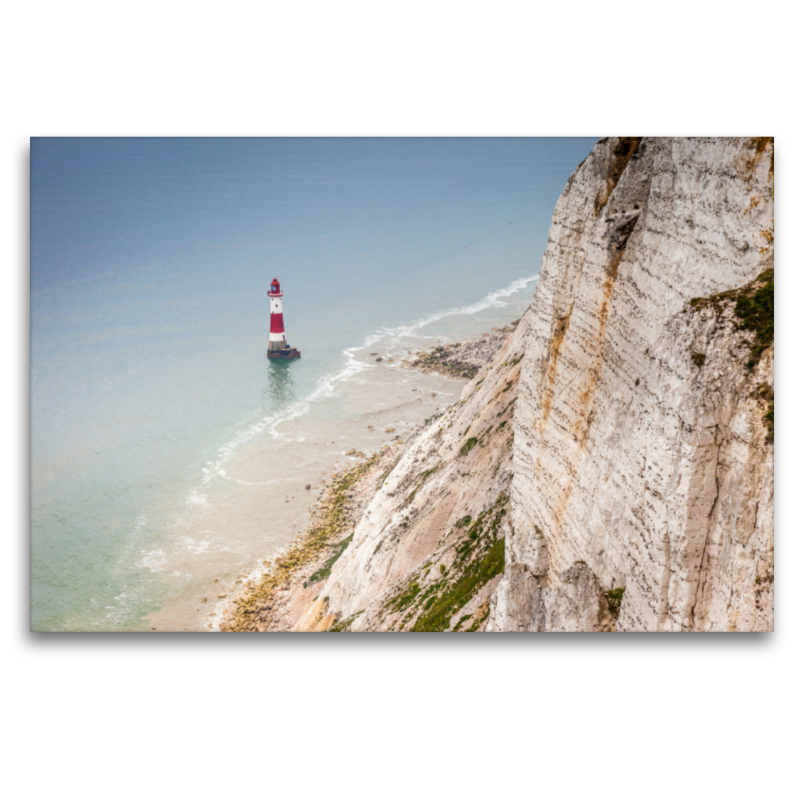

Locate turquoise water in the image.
[30,137,596,631]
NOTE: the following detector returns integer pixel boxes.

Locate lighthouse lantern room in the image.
[267,277,301,359]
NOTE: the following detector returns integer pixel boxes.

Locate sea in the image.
[30,137,596,631]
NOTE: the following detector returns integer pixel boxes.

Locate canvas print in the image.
[30,137,774,632]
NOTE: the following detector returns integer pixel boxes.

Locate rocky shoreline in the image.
[401,319,520,380]
[217,448,396,631]
[214,323,515,632]
[216,137,774,633]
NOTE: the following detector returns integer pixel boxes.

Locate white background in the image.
[3,2,796,799]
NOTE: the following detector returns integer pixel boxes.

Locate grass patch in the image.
[305,533,353,587]
[387,580,422,614]
[419,465,440,482]
[734,269,774,369]
[466,603,491,632]
[460,437,478,456]
[688,268,774,371]
[380,495,509,632]
[452,614,472,632]
[411,538,504,632]
[604,587,626,618]
[328,610,364,633]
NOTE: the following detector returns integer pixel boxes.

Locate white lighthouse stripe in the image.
[269,332,286,342]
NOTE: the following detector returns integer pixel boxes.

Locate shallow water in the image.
[147,287,533,631]
[30,137,595,631]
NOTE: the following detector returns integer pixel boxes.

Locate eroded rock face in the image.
[256,137,773,633]
[500,137,774,632]
[316,329,526,632]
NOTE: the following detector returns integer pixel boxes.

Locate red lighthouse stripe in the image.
[270,313,285,334]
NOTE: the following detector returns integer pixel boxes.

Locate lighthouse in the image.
[267,277,301,359]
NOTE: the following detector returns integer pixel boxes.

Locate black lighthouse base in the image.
[267,340,301,359]
[267,348,301,359]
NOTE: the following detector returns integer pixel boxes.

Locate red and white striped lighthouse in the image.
[267,277,301,359]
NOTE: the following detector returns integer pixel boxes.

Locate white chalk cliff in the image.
[296,137,774,633]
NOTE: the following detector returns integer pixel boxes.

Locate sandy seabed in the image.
[146,347,466,632]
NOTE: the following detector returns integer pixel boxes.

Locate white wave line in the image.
[198,272,537,487]
[362,273,538,347]
[200,347,369,484]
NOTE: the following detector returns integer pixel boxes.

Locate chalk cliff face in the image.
[293,137,774,633]
[497,137,773,632]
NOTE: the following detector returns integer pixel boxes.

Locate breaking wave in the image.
[197,272,537,488]
[363,273,537,347]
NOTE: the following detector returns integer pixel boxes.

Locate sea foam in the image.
[189,273,537,539]
[362,273,537,347]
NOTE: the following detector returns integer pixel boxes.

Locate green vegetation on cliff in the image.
[220,452,382,632]
[734,268,774,370]
[689,268,774,371]
[688,267,774,440]
[382,493,509,632]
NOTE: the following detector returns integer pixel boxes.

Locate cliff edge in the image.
[225,137,773,633]
[498,137,773,632]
